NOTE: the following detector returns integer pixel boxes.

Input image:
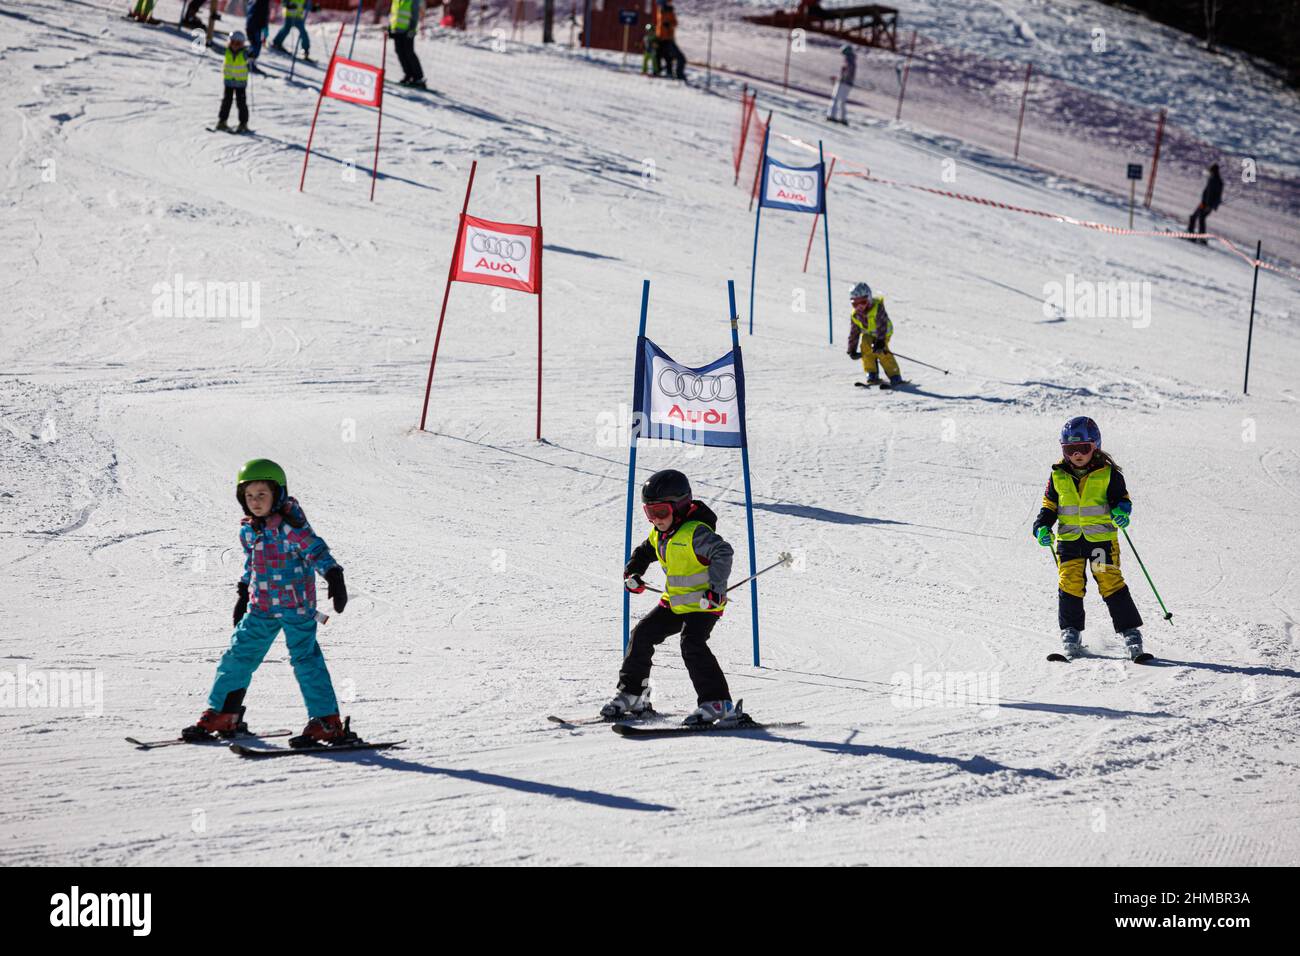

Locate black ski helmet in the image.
[642,469,692,515]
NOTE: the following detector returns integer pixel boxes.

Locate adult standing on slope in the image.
[1186,163,1223,245]
[245,0,270,71]
[826,43,856,125]
[655,0,686,80]
[390,0,427,89]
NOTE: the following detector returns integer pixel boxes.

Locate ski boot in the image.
[182,705,248,741]
[883,374,905,389]
[289,714,359,749]
[599,686,653,720]
[235,122,248,134]
[865,373,881,387]
[1122,628,1145,661]
[1061,627,1083,658]
[683,699,743,728]
[215,120,231,131]
[269,41,287,54]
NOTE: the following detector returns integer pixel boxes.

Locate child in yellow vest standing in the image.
[1032,417,1147,660]
[846,281,904,388]
[215,32,251,133]
[605,470,741,726]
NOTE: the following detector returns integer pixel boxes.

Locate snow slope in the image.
[1,0,1298,865]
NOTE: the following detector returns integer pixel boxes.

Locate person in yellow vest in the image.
[216,32,251,133]
[389,0,427,89]
[1032,417,1146,660]
[846,281,904,388]
[128,0,158,23]
[606,470,741,727]
[270,0,312,61]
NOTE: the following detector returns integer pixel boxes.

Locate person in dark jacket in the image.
[1186,163,1223,245]
[245,0,270,70]
[604,470,742,727]
[655,1,686,80]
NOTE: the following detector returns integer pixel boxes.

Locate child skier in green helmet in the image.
[183,459,359,747]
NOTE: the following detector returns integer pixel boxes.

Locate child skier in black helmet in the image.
[1031,418,1147,661]
[606,469,740,726]
[183,458,359,746]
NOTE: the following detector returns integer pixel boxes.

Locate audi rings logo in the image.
[657,368,737,402]
[335,66,375,88]
[771,170,816,190]
[470,231,528,261]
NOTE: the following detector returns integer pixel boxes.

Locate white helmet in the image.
[230,31,247,44]
[850,282,872,300]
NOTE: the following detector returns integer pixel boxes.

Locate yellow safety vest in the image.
[284,0,307,22]
[851,296,892,338]
[648,519,714,614]
[390,0,415,31]
[223,48,249,87]
[1052,465,1116,542]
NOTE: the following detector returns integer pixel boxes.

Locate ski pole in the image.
[1121,527,1174,624]
[627,552,794,596]
[890,351,949,375]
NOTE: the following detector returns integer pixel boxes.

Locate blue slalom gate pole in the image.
[349,0,364,59]
[622,280,651,654]
[747,122,771,336]
[819,140,833,346]
[728,280,762,666]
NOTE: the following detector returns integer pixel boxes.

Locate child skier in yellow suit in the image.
[846,281,903,387]
[1032,416,1146,660]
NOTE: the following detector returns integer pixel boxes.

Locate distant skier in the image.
[826,43,856,125]
[605,470,742,727]
[845,281,904,388]
[127,0,159,23]
[180,0,210,29]
[655,0,686,80]
[270,0,312,61]
[245,0,270,70]
[215,31,251,133]
[390,0,427,89]
[1031,417,1147,661]
[183,460,357,747]
[1186,162,1223,245]
[641,22,659,76]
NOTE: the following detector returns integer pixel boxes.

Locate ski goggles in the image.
[1061,441,1096,456]
[643,501,677,522]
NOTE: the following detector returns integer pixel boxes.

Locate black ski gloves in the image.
[324,567,348,614]
[233,581,250,627]
[848,349,861,360]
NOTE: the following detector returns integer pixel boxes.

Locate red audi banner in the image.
[450,215,541,295]
[323,56,384,108]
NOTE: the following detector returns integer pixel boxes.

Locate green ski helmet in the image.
[236,458,288,514]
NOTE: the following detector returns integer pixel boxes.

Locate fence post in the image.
[895,29,916,121]
[1144,108,1166,208]
[1013,61,1032,160]
[1243,240,1262,395]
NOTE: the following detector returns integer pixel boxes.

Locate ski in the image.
[126,729,292,750]
[229,740,404,758]
[1046,653,1072,662]
[205,127,256,135]
[547,710,673,728]
[1047,652,1155,664]
[611,717,804,738]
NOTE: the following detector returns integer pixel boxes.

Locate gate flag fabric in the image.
[451,216,542,294]
[759,157,825,214]
[634,339,745,448]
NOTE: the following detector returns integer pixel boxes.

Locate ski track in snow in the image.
[0,0,1297,866]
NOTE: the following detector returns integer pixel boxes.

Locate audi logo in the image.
[772,171,816,190]
[335,66,374,87]
[657,368,737,402]
[469,231,528,261]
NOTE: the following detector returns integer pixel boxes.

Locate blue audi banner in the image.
[632,337,746,448]
[758,157,825,214]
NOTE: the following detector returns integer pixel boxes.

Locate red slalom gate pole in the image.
[299,23,345,193]
[802,156,836,272]
[748,112,771,212]
[1013,61,1032,160]
[535,174,544,442]
[419,161,479,431]
[895,29,916,121]
[1144,108,1166,208]
[369,33,388,202]
[734,86,753,185]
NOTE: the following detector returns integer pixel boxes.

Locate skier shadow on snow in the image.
[769,734,1060,780]
[248,134,438,193]
[544,244,620,262]
[1132,658,1300,680]
[332,751,676,813]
